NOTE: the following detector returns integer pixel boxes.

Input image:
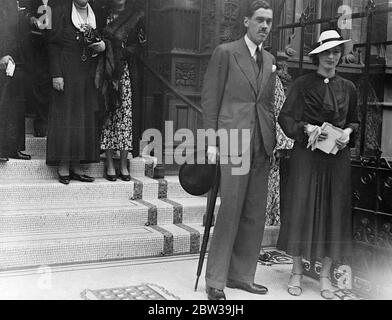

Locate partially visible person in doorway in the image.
[259,74,294,263]
[24,0,67,137]
[46,0,106,184]
[277,30,359,299]
[0,0,31,161]
[96,0,146,181]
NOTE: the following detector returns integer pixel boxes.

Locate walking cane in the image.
[194,160,220,292]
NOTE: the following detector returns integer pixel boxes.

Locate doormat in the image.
[81,283,181,300]
[258,250,293,266]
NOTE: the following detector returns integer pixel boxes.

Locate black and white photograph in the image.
[0,0,391,308]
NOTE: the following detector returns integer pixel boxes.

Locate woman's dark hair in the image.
[311,44,345,66]
[246,0,272,18]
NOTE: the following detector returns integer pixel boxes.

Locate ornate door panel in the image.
[146,0,251,159]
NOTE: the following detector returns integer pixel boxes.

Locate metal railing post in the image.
[298,5,310,76]
[360,0,376,156]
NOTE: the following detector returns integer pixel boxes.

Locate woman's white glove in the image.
[53,77,64,91]
[336,128,353,150]
[88,40,106,53]
[0,55,14,71]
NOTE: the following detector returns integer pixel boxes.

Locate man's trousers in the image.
[205,121,271,290]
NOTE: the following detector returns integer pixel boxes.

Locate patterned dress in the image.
[100,62,133,151]
[265,76,294,226]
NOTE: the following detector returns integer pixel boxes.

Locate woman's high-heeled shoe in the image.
[119,172,131,182]
[104,163,117,182]
[320,276,335,300]
[288,273,303,296]
[58,172,71,185]
[105,171,117,182]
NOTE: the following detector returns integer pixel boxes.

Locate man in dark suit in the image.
[23,0,69,137]
[202,0,277,300]
[0,0,31,161]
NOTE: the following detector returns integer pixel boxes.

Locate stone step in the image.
[0,176,198,206]
[0,197,221,235]
[0,156,154,180]
[0,224,279,271]
[0,224,214,270]
[25,135,46,159]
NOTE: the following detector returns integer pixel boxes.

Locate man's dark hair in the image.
[245,0,272,18]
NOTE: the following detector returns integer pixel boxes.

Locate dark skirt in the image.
[46,72,100,164]
[277,142,353,261]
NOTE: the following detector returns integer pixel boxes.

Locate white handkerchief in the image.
[6,60,15,77]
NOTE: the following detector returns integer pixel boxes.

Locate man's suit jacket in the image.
[202,37,277,157]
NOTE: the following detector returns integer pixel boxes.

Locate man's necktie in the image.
[256,47,263,70]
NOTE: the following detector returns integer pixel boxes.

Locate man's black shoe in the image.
[226,280,268,295]
[0,157,9,162]
[206,286,226,300]
[11,151,32,160]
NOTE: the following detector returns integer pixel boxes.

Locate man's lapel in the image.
[257,48,272,101]
[233,38,258,95]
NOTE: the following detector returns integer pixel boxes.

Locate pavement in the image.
[0,252,331,300]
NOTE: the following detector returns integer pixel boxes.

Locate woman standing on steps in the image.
[47,0,106,184]
[96,0,146,182]
[277,30,359,299]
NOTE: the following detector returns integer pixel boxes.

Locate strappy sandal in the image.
[288,273,303,296]
[320,276,335,300]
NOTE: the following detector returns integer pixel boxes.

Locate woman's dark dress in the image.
[0,0,25,158]
[277,72,359,261]
[46,3,100,164]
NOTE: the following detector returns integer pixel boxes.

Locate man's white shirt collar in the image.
[244,35,263,60]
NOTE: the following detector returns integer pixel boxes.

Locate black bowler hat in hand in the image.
[179,151,218,196]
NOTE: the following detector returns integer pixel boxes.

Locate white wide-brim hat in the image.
[308,30,351,56]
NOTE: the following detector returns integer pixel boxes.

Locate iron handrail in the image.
[354,40,392,48]
[137,56,203,115]
[274,6,392,31]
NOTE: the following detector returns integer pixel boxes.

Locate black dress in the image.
[0,0,25,158]
[46,2,101,164]
[277,72,360,261]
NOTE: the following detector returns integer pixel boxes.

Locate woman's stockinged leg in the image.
[288,256,303,296]
[71,160,83,175]
[105,150,116,176]
[58,160,70,176]
[119,150,131,181]
[320,257,335,299]
[120,150,129,176]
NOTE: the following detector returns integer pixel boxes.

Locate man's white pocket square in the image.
[272,65,277,73]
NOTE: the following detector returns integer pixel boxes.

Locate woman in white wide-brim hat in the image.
[276,30,360,299]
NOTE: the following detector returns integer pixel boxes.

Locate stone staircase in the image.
[0,122,278,271]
